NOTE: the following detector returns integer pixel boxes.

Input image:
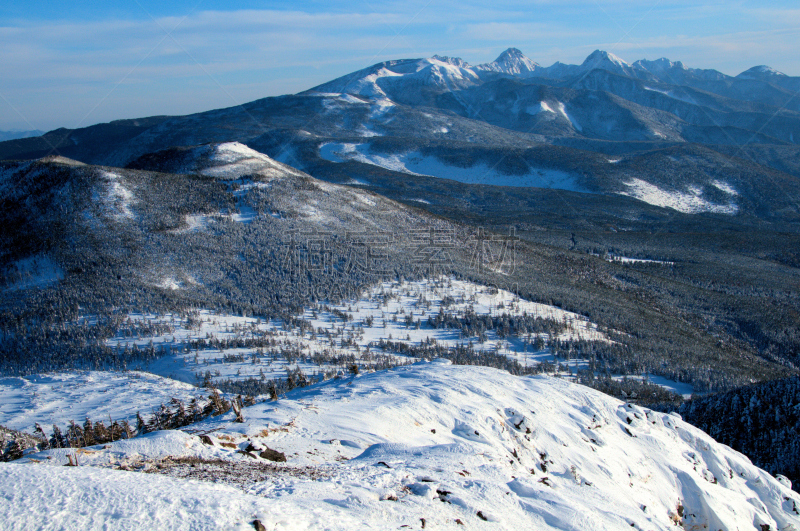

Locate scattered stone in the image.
[259,447,287,462]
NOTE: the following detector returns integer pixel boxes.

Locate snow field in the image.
[319,142,586,191]
[0,461,279,531]
[3,254,63,291]
[7,362,799,531]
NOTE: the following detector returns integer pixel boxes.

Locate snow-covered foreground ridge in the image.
[4,362,798,531]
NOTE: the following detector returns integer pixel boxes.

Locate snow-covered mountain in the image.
[632,57,727,84]
[476,47,541,76]
[308,54,483,105]
[738,65,789,81]
[126,141,309,180]
[566,49,648,80]
[737,65,800,92]
[4,362,799,530]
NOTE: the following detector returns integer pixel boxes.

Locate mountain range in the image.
[2,48,799,222]
[2,46,799,383]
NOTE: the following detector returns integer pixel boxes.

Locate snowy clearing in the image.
[94,171,135,221]
[557,101,582,132]
[712,179,739,196]
[3,254,63,291]
[94,277,692,397]
[593,253,675,266]
[620,178,738,214]
[526,101,554,115]
[102,277,611,388]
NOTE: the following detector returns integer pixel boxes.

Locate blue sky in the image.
[1,1,799,131]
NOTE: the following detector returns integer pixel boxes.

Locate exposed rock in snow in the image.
[6,362,799,530]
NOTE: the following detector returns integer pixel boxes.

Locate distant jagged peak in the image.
[582,49,632,69]
[477,47,540,76]
[633,57,687,72]
[430,54,471,68]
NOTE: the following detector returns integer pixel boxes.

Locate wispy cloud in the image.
[609,28,800,74]
[459,22,596,43]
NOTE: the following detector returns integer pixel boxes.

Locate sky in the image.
[1,0,799,132]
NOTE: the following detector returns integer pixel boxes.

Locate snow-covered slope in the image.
[621,178,739,214]
[0,371,211,433]
[6,362,799,530]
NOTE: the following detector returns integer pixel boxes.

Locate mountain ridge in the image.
[5,361,800,530]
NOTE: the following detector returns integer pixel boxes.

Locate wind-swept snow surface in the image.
[6,362,799,530]
[0,463,276,531]
[0,371,210,433]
